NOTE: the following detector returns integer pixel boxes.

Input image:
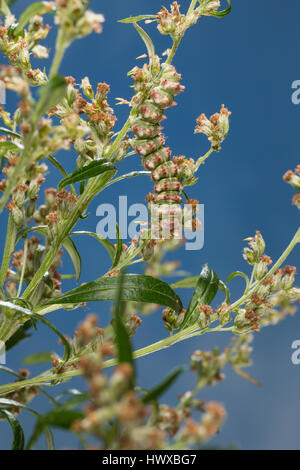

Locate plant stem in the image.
[49,30,68,79]
[21,178,97,301]
[16,235,28,297]
[187,0,198,16]
[0,214,16,289]
[0,325,233,396]
[195,147,214,170]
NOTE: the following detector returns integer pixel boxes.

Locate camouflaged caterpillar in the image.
[130,63,186,236]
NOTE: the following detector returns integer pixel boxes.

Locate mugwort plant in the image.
[0,0,299,450]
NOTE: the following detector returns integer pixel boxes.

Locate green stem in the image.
[187,0,198,16]
[49,30,68,79]
[21,178,97,301]
[195,147,214,170]
[16,235,28,297]
[0,325,232,396]
[0,214,16,289]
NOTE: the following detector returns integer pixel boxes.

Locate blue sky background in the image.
[1,0,300,450]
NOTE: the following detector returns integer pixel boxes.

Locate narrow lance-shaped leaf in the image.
[113,271,135,388]
[70,231,115,261]
[178,264,219,331]
[226,270,250,291]
[142,367,184,404]
[171,276,199,289]
[42,274,183,313]
[22,351,52,365]
[47,154,76,195]
[58,159,116,191]
[111,223,122,269]
[173,276,231,304]
[119,14,157,24]
[14,2,55,36]
[0,127,21,139]
[0,409,24,450]
[218,280,231,304]
[62,236,81,283]
[0,398,54,450]
[211,0,231,17]
[133,22,155,58]
[26,393,88,450]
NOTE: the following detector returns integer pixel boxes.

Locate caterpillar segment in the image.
[130,64,185,238]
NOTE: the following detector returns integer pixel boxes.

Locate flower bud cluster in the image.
[55,0,104,44]
[198,1,221,15]
[195,104,231,151]
[156,2,186,38]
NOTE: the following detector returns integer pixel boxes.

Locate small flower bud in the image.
[81,76,94,100]
[254,255,272,281]
[46,211,59,242]
[6,200,24,228]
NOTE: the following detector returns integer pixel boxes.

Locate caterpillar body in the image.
[131,64,185,237]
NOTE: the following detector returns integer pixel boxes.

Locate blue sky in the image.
[1,0,300,449]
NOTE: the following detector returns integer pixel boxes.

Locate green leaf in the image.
[47,154,76,195]
[133,22,155,58]
[0,409,24,449]
[26,393,88,449]
[58,159,116,191]
[0,127,21,139]
[226,271,250,290]
[113,271,134,387]
[218,280,231,304]
[33,75,67,123]
[211,0,231,17]
[142,367,184,404]
[0,397,54,449]
[111,223,122,269]
[119,14,156,24]
[22,351,52,365]
[14,2,52,36]
[31,313,71,362]
[90,167,117,198]
[178,265,219,331]
[70,231,115,261]
[102,170,151,190]
[62,236,81,283]
[43,274,183,313]
[171,276,199,289]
